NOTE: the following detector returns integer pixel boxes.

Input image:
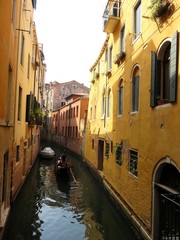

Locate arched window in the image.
[118,78,124,115]
[131,65,140,112]
[156,40,171,105]
[107,88,111,118]
[150,32,178,107]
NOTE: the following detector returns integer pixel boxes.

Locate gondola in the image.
[56,155,72,176]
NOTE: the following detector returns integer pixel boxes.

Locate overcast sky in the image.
[34,0,107,87]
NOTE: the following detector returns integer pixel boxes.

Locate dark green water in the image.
[5,143,142,240]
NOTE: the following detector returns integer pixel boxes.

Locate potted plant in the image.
[148,0,170,20]
[29,110,36,126]
[114,51,126,64]
[35,108,44,125]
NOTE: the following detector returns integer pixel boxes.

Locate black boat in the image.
[56,154,72,176]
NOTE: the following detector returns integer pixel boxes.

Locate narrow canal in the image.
[5,143,142,240]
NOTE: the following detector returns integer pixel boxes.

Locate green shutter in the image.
[150,51,157,107]
[169,31,179,103]
[26,95,31,122]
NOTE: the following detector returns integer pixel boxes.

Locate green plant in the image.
[35,107,44,117]
[148,0,170,19]
[29,109,36,119]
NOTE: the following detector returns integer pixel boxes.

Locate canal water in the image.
[5,143,142,240]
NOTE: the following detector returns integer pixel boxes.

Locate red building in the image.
[51,94,88,156]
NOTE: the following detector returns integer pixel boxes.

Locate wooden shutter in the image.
[26,95,31,122]
[150,51,157,107]
[169,31,179,103]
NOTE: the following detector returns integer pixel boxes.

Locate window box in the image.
[114,51,126,64]
[148,0,170,20]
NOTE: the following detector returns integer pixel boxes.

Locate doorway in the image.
[98,140,104,171]
[153,159,180,239]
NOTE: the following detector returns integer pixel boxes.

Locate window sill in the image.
[156,103,171,109]
[130,111,138,115]
[132,33,142,45]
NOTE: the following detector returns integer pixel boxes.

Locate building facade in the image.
[84,0,180,239]
[43,80,89,140]
[44,80,89,111]
[0,0,45,236]
[51,94,88,156]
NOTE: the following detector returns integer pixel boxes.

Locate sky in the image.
[34,0,107,87]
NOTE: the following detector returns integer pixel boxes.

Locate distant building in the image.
[43,80,89,139]
[44,80,89,111]
[51,94,88,156]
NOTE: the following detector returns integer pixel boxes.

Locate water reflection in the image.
[5,144,141,240]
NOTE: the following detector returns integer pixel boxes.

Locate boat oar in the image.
[70,168,77,183]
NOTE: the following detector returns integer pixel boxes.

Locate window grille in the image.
[129,149,138,176]
[115,144,122,165]
[105,142,110,158]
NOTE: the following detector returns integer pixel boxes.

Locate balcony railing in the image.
[103,1,121,33]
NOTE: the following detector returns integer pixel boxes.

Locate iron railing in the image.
[160,193,180,239]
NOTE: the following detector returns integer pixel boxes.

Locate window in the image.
[76,106,79,117]
[134,1,141,40]
[90,107,92,120]
[131,66,140,112]
[18,86,22,120]
[75,126,78,138]
[6,65,12,123]
[105,48,108,62]
[120,25,125,52]
[118,78,124,115]
[94,105,96,119]
[92,139,94,149]
[102,88,106,118]
[27,54,30,79]
[105,142,110,159]
[150,32,178,107]
[11,0,16,23]
[73,126,74,138]
[129,149,138,176]
[16,145,20,162]
[20,33,25,66]
[115,144,122,165]
[2,151,9,202]
[107,89,111,118]
[109,45,113,69]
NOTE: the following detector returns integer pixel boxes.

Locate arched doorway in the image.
[152,157,180,239]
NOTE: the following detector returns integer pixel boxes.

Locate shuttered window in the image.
[131,66,140,112]
[150,31,178,107]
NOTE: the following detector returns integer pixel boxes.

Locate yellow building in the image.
[0,0,19,232]
[84,0,180,239]
[12,0,46,199]
[0,0,45,236]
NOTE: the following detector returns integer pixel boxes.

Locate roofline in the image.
[89,34,109,72]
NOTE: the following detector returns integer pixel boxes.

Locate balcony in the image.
[103,1,121,33]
